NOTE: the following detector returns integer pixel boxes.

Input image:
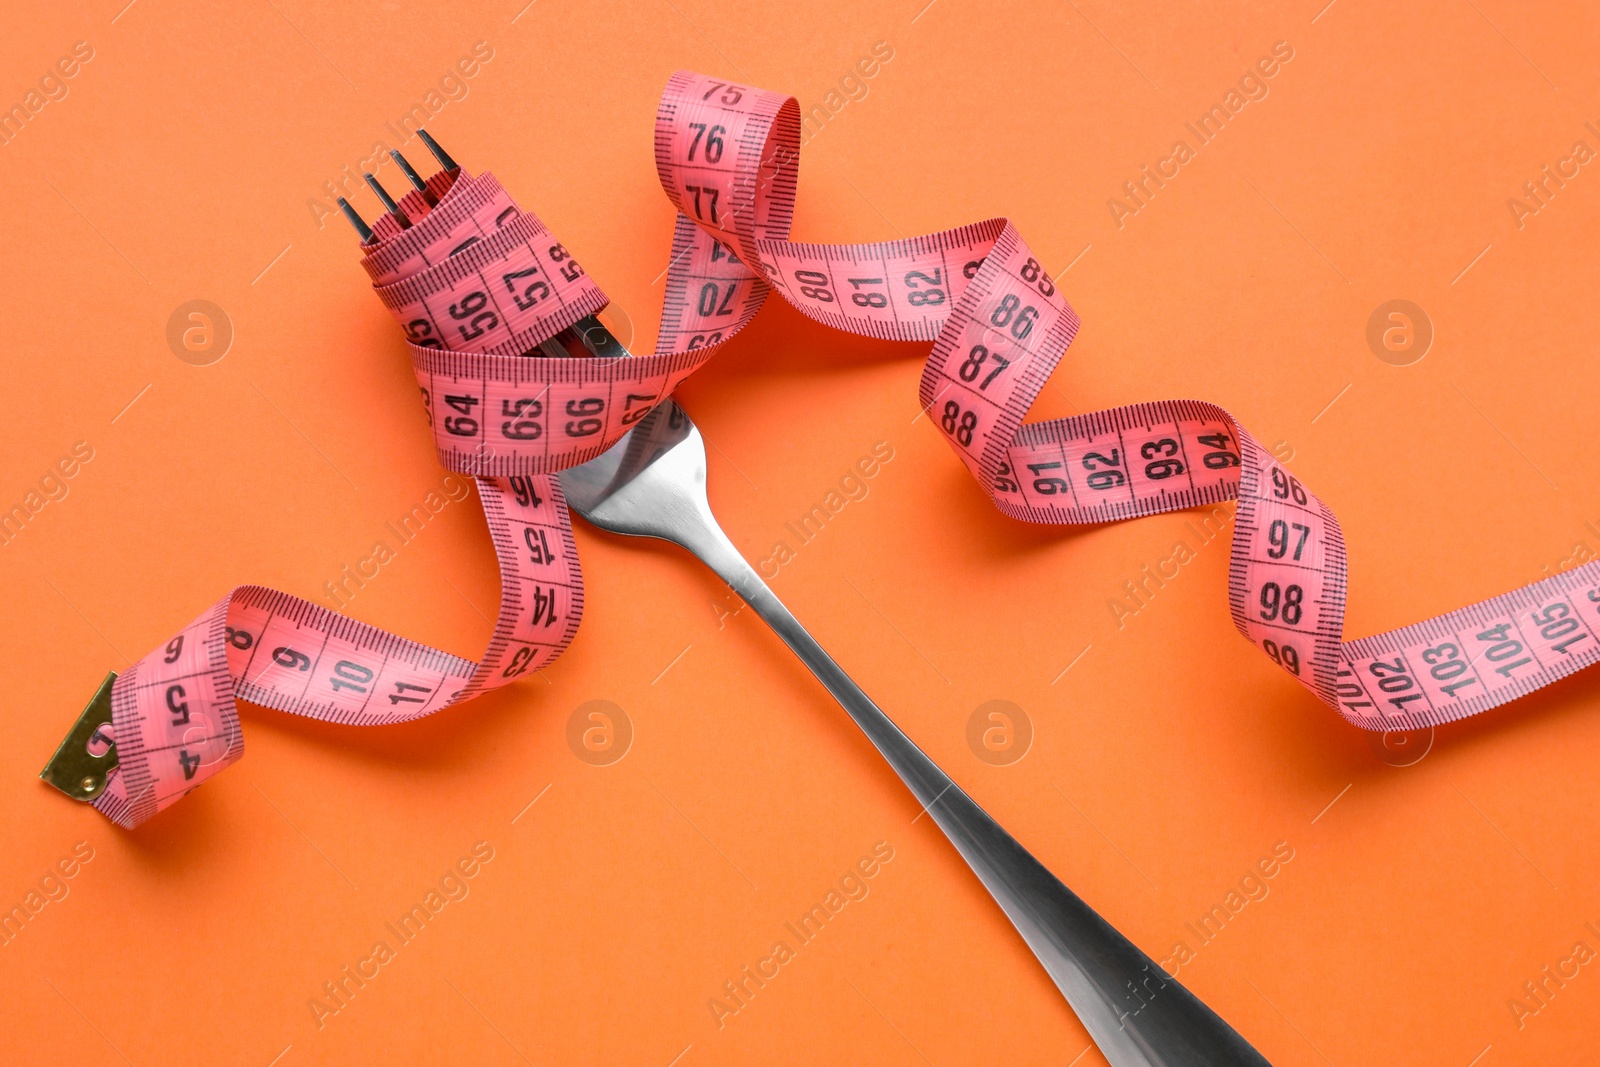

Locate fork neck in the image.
[666,509,956,806]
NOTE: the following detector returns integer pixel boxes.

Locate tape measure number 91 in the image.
[44,72,1600,829]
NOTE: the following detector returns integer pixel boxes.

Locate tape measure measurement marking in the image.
[48,71,1600,828]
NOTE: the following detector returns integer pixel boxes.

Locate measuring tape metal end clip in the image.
[41,671,119,802]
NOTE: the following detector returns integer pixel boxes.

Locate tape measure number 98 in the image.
[45,73,1600,829]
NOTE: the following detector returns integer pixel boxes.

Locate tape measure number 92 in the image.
[44,71,1600,828]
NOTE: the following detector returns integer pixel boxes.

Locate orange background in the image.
[4,1,1600,1063]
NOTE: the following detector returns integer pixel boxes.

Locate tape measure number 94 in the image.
[45,72,1600,829]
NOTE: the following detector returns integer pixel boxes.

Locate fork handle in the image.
[679,519,1271,1067]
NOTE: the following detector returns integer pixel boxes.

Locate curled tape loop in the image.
[88,71,1600,829]
[648,70,1600,730]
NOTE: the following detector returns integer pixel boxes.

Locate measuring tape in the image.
[46,70,1600,828]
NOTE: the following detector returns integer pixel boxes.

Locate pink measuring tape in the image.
[49,71,1600,828]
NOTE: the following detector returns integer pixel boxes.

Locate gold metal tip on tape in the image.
[40,671,119,802]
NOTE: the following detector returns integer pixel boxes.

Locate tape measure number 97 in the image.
[44,73,1600,829]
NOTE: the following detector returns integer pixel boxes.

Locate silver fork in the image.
[560,398,1271,1066]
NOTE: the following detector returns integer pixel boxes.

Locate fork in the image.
[559,396,1272,1066]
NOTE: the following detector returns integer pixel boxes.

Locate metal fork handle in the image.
[673,513,1270,1066]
